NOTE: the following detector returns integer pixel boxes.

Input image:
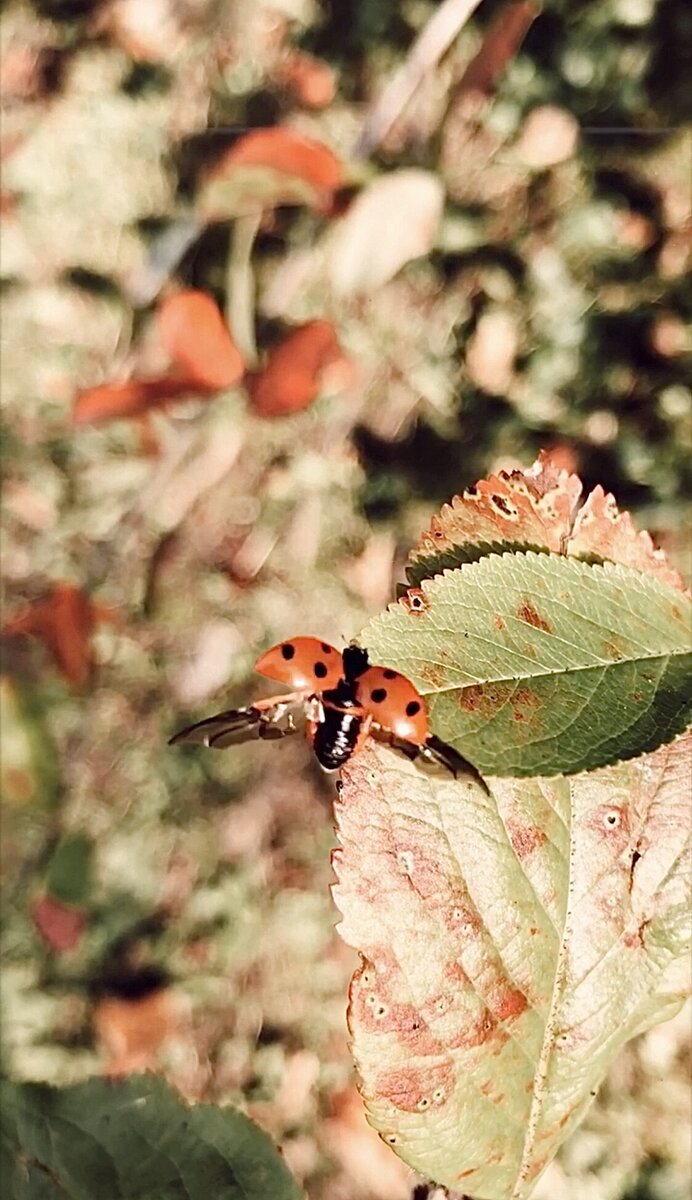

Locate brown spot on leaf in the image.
[494,987,528,1021]
[459,682,513,714]
[392,840,444,898]
[375,1060,454,1112]
[516,598,552,633]
[603,637,625,661]
[449,1009,500,1051]
[441,897,482,938]
[417,661,446,688]
[506,817,547,859]
[490,493,519,519]
[623,926,645,949]
[401,588,429,615]
[351,984,441,1055]
[494,614,506,631]
[584,803,631,846]
[444,958,471,985]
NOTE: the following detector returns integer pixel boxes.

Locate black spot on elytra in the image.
[406,700,421,717]
[281,643,295,659]
[383,669,397,679]
[321,643,333,653]
[370,688,387,703]
[314,661,328,678]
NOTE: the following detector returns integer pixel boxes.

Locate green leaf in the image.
[363,552,692,776]
[333,734,691,1198]
[0,1074,303,1200]
[45,834,93,906]
[0,677,59,809]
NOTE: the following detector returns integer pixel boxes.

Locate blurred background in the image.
[1,1,690,1197]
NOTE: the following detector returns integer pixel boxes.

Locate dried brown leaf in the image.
[157,289,245,390]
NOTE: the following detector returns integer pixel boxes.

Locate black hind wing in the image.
[424,734,488,790]
[169,699,305,749]
[370,724,487,790]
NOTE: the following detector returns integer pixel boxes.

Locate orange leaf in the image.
[406,452,688,593]
[457,0,539,97]
[31,893,86,953]
[276,51,337,109]
[248,320,351,418]
[94,989,180,1076]
[201,128,344,219]
[221,128,343,192]
[157,289,245,389]
[72,374,206,426]
[4,582,101,689]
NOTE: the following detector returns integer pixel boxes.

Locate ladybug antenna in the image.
[342,644,370,681]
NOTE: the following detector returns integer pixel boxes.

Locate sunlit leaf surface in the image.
[333,735,691,1198]
[364,553,692,776]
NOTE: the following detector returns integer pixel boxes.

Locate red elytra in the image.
[170,638,483,782]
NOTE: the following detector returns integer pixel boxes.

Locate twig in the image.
[354,0,485,159]
[226,213,261,368]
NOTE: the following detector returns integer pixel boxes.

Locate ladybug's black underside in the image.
[312,708,363,770]
[313,677,365,771]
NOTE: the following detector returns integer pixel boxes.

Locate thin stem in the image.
[227,212,262,368]
[354,0,484,158]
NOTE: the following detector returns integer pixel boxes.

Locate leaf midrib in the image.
[510,776,575,1200]
[415,650,688,696]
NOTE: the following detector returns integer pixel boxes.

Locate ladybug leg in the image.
[253,691,309,713]
[305,696,325,747]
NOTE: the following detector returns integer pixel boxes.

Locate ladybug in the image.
[169,637,480,780]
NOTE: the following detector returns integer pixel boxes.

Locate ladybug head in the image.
[342,644,370,682]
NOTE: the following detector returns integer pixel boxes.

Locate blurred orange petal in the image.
[94,989,180,1077]
[277,51,337,109]
[4,582,102,689]
[248,320,350,418]
[72,374,206,426]
[31,893,86,953]
[202,128,344,219]
[221,128,343,191]
[157,290,245,389]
